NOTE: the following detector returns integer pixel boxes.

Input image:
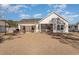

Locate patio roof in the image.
[19,19,41,24]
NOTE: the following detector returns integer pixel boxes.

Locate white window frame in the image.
[57,24,64,31]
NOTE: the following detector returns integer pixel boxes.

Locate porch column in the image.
[55,18,57,32]
[64,23,68,33]
[53,18,57,33]
[36,24,39,32]
[18,24,20,30]
[39,24,41,32]
[77,24,79,30]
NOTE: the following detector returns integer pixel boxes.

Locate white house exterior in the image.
[18,12,69,33]
[69,23,79,32]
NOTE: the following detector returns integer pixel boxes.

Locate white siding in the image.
[77,24,79,30]
[39,13,58,24]
[39,12,69,33]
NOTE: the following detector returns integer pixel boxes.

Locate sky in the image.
[0,4,79,24]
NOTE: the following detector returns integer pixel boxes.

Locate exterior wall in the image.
[18,24,39,32]
[39,13,58,24]
[39,13,69,33]
[64,23,68,33]
[69,25,75,31]
[18,13,69,33]
[51,18,56,32]
[69,25,78,32]
[39,24,41,32]
[77,24,79,30]
[35,24,39,32]
[39,19,68,33]
[18,21,68,33]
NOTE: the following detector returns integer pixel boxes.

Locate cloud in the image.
[47,4,67,15]
[20,14,30,19]
[47,4,67,13]
[53,4,67,14]
[9,5,28,13]
[0,4,10,9]
[65,14,79,19]
[30,4,38,7]
[0,4,28,13]
[62,14,79,22]
[33,13,43,18]
[52,4,79,22]
[47,10,51,13]
[71,15,79,18]
[47,4,53,8]
[54,4,66,9]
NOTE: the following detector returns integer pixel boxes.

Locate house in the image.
[0,20,9,32]
[69,24,77,32]
[18,12,69,33]
[69,22,79,32]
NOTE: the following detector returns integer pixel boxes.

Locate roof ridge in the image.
[53,12,69,23]
[39,11,54,23]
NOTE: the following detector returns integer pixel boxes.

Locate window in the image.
[57,25,60,30]
[61,25,64,30]
[57,25,64,30]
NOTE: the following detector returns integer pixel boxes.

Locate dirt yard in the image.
[0,32,79,55]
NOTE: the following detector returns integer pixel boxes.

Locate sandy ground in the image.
[0,32,79,55]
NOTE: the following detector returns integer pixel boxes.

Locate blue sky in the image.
[0,4,79,24]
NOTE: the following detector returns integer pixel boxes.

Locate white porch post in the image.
[18,24,20,30]
[36,24,39,32]
[39,24,41,32]
[55,18,57,32]
[64,23,68,33]
[77,24,79,30]
[53,18,57,33]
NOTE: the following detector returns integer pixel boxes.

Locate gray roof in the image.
[19,19,41,24]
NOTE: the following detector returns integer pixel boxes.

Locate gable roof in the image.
[39,12,68,24]
[54,12,68,23]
